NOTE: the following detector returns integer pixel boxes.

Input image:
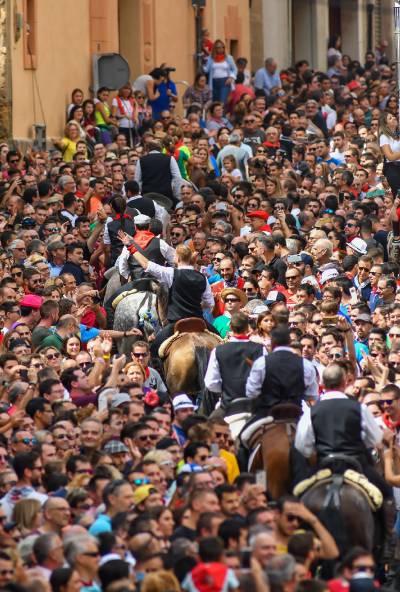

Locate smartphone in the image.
[215,202,228,211]
[241,548,252,569]
[349,287,358,304]
[287,254,302,264]
[20,369,28,381]
[210,443,219,457]
[322,316,338,326]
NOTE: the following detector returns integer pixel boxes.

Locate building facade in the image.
[251,0,394,74]
[1,0,251,143]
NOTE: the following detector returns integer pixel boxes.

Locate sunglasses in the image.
[213,257,223,262]
[82,551,99,557]
[285,513,300,523]
[328,352,342,359]
[358,266,371,272]
[369,271,382,276]
[11,271,22,277]
[55,433,73,440]
[225,298,240,303]
[345,223,357,227]
[131,477,150,486]
[379,399,394,406]
[46,352,61,360]
[19,437,37,445]
[170,232,183,237]
[312,319,322,325]
[198,455,210,462]
[137,434,157,442]
[133,352,148,358]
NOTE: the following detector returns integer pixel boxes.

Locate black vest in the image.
[256,349,305,413]
[215,341,264,406]
[311,397,366,461]
[128,236,165,280]
[107,218,137,266]
[167,268,206,322]
[140,153,173,199]
[126,196,156,219]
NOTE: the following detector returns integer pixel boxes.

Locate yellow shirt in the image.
[60,138,77,162]
[220,449,240,484]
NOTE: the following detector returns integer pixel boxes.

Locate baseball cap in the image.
[103,440,129,455]
[20,294,43,309]
[247,210,268,220]
[320,268,339,285]
[347,80,361,91]
[134,214,151,225]
[172,394,196,412]
[133,484,158,506]
[348,237,367,255]
[355,313,372,324]
[111,392,131,408]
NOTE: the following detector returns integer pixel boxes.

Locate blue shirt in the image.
[149,81,177,117]
[88,513,112,536]
[254,67,281,95]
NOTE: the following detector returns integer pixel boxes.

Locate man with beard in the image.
[1,451,47,519]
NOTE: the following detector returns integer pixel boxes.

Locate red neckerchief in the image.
[128,230,155,254]
[116,96,135,116]
[383,413,400,431]
[263,141,280,149]
[232,334,249,340]
[213,54,227,62]
[114,214,131,220]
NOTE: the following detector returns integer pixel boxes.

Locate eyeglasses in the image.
[82,551,100,557]
[0,569,14,576]
[345,223,357,227]
[14,247,26,251]
[214,432,229,439]
[312,319,322,325]
[243,119,255,124]
[284,513,300,523]
[46,352,61,360]
[170,232,183,237]
[11,271,22,277]
[358,266,371,272]
[55,433,73,440]
[213,257,223,262]
[133,352,148,358]
[328,352,342,360]
[198,455,210,462]
[286,276,299,281]
[379,399,394,407]
[244,287,256,293]
[225,298,240,303]
[18,437,37,445]
[137,434,157,442]
[131,477,150,486]
[370,271,382,276]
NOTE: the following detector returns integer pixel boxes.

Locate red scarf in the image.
[116,96,135,117]
[114,214,131,220]
[213,54,226,63]
[232,334,249,340]
[263,141,280,149]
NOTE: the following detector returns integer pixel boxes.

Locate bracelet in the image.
[103,354,111,360]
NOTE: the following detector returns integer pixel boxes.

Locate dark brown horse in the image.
[247,404,301,500]
[300,478,377,556]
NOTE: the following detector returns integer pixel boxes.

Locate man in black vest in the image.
[295,363,391,497]
[205,312,264,411]
[118,234,215,356]
[245,325,318,419]
[134,141,182,205]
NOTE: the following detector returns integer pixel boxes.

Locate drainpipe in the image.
[0,0,12,141]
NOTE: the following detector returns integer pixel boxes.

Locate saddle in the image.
[111,278,157,310]
[240,403,301,450]
[159,318,219,359]
[294,454,383,512]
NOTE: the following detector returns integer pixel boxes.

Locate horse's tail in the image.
[194,346,209,408]
[312,479,349,555]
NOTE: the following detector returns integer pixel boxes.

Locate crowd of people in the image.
[0,29,399,592]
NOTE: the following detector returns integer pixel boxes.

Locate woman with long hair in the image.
[204,39,237,103]
[54,122,81,162]
[183,72,212,113]
[94,86,118,145]
[250,310,276,349]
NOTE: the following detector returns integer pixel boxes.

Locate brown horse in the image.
[247,404,301,500]
[160,323,223,397]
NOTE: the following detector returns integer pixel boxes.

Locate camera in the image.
[164,67,176,73]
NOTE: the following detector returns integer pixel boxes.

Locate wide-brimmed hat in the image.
[221,287,247,306]
[143,192,173,211]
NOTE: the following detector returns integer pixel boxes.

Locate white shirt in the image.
[379,134,400,161]
[116,240,176,279]
[205,337,267,393]
[144,262,214,309]
[112,97,135,129]
[245,346,319,400]
[294,390,383,458]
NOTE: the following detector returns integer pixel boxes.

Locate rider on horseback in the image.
[245,325,319,422]
[294,363,391,498]
[117,235,216,354]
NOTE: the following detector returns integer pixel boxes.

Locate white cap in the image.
[134,214,151,225]
[348,237,367,255]
[320,268,339,285]
[172,393,196,411]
